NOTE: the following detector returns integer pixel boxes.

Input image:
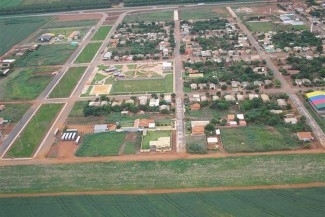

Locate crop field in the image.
[44,19,98,28]
[74,42,101,63]
[124,11,173,22]
[0,153,324,193]
[179,7,228,20]
[1,187,324,217]
[0,17,50,56]
[15,44,75,67]
[49,67,86,98]
[111,74,173,94]
[221,125,299,153]
[5,103,63,158]
[75,132,126,157]
[0,103,30,123]
[142,130,171,149]
[91,26,112,41]
[0,67,58,100]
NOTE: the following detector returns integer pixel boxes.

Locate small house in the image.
[260,94,270,102]
[191,126,205,135]
[191,103,201,111]
[94,124,108,133]
[277,99,287,107]
[162,62,172,71]
[229,121,238,127]
[190,83,198,90]
[284,117,297,124]
[296,132,314,142]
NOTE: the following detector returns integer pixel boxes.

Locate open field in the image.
[245,21,307,32]
[111,74,173,94]
[91,26,111,41]
[0,67,58,100]
[5,103,63,158]
[49,67,86,98]
[142,130,171,149]
[0,103,30,123]
[221,125,299,153]
[0,0,23,8]
[44,19,98,28]
[124,11,173,22]
[0,17,50,56]
[15,44,75,67]
[75,132,125,157]
[1,187,325,217]
[179,7,228,20]
[0,154,324,193]
[74,42,101,63]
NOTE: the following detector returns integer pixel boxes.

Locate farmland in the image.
[0,67,58,100]
[221,125,300,153]
[75,132,126,157]
[15,44,75,67]
[91,26,112,41]
[1,187,324,217]
[49,67,86,98]
[0,16,50,56]
[74,42,101,63]
[5,103,63,158]
[0,154,324,193]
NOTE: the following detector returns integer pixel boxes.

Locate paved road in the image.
[227,7,325,146]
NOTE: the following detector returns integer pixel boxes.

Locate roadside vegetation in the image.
[91,26,112,41]
[74,42,101,63]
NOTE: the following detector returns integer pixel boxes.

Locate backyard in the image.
[141,130,171,149]
[74,42,102,63]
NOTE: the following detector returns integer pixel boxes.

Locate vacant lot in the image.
[75,132,126,157]
[245,21,307,32]
[180,7,228,20]
[142,130,171,149]
[111,74,173,94]
[49,67,86,98]
[15,44,75,67]
[91,26,111,41]
[44,19,98,28]
[124,11,173,22]
[0,154,324,193]
[222,125,299,153]
[5,103,63,158]
[0,16,50,56]
[74,42,101,63]
[0,103,30,123]
[1,187,324,217]
[0,67,58,100]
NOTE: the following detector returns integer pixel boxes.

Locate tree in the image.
[221,84,227,90]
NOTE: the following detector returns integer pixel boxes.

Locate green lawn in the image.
[0,154,324,193]
[111,74,173,94]
[1,187,324,217]
[0,103,30,123]
[91,73,106,84]
[180,7,228,20]
[68,101,88,117]
[0,67,57,100]
[123,141,137,154]
[142,130,171,149]
[49,67,85,98]
[106,112,150,127]
[75,132,126,157]
[6,103,63,158]
[74,42,102,63]
[0,0,23,8]
[124,11,173,22]
[15,44,75,67]
[221,125,300,153]
[0,16,50,56]
[91,26,111,41]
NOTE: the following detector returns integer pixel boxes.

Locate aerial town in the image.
[0,0,324,216]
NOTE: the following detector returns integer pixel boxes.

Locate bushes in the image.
[187,143,207,154]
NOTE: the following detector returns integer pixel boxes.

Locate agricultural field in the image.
[179,7,228,20]
[0,154,324,193]
[221,125,300,153]
[15,44,75,67]
[142,130,171,149]
[91,26,112,41]
[123,11,173,22]
[1,187,324,217]
[0,103,30,123]
[0,67,59,100]
[75,132,126,157]
[49,67,86,98]
[74,42,101,63]
[5,103,63,158]
[0,16,50,56]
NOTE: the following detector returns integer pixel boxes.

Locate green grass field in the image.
[6,103,63,158]
[221,125,300,153]
[0,0,23,8]
[180,7,228,20]
[49,67,85,98]
[0,154,324,193]
[0,16,50,56]
[1,187,324,217]
[111,74,173,94]
[123,141,137,154]
[0,67,57,100]
[44,19,98,28]
[142,130,171,149]
[74,42,101,63]
[245,21,308,32]
[91,26,112,41]
[75,132,126,157]
[124,11,173,22]
[15,44,75,67]
[0,103,30,123]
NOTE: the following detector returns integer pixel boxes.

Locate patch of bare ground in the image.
[55,13,103,21]
[47,141,78,159]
